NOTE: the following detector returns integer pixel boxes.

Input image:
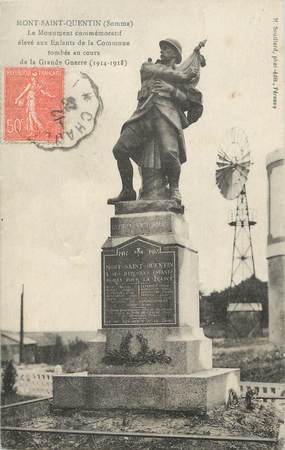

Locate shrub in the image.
[2,360,17,395]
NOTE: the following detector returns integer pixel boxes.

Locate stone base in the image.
[87,326,213,375]
[114,199,184,215]
[53,368,240,414]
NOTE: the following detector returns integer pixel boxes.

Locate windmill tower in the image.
[216,128,261,338]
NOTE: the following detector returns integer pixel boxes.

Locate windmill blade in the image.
[216,165,234,186]
[236,165,250,177]
[216,162,232,170]
[216,159,232,167]
[217,169,236,199]
[216,165,247,200]
[237,161,251,170]
[216,158,232,166]
[216,165,235,181]
[217,156,233,168]
[238,151,250,162]
[218,146,231,158]
[235,164,250,178]
[216,128,251,200]
[236,161,250,171]
[216,163,235,177]
[216,167,235,182]
[238,161,251,170]
[218,150,233,163]
[216,167,233,175]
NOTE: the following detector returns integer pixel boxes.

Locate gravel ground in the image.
[1,401,281,450]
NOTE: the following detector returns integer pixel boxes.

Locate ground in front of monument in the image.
[1,398,281,449]
[1,336,284,449]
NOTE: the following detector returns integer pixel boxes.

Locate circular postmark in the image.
[35,71,103,151]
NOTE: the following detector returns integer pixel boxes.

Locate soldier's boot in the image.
[107,158,137,204]
[165,154,182,204]
[170,186,182,203]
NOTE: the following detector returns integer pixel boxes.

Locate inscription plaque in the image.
[102,237,178,327]
[111,215,172,237]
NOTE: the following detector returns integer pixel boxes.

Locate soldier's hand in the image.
[152,80,175,95]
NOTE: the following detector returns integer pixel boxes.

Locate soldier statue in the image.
[108,38,206,205]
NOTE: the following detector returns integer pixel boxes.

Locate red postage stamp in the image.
[4,68,64,143]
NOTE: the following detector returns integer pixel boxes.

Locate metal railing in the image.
[0,425,278,445]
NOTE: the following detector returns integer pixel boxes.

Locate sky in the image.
[0,0,284,331]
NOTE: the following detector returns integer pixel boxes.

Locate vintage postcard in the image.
[0,0,284,448]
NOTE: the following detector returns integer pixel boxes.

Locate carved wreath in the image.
[102,332,171,367]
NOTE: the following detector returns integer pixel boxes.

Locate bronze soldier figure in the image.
[108,38,205,205]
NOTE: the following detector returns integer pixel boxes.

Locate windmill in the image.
[216,128,260,338]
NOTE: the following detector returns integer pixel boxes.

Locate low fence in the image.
[15,368,88,398]
[240,381,285,402]
[16,371,54,397]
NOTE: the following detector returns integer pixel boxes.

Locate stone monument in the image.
[53,39,239,413]
[53,199,239,413]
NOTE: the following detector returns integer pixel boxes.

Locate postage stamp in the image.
[4,68,64,143]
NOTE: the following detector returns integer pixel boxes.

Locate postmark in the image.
[36,71,103,151]
[4,68,64,143]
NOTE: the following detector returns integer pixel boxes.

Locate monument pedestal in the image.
[87,326,212,375]
[53,200,239,413]
[53,369,239,414]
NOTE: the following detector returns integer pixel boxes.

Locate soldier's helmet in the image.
[159,38,182,64]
